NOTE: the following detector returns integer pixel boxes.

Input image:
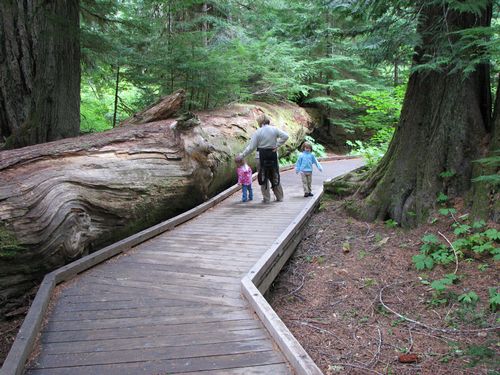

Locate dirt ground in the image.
[268,197,499,375]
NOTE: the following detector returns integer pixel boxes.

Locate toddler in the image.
[295,142,323,197]
[235,156,253,202]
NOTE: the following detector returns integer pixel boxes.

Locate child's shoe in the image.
[304,193,309,197]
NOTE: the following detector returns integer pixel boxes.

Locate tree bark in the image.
[0,0,80,149]
[120,90,186,126]
[352,3,492,227]
[0,101,313,316]
[471,76,500,221]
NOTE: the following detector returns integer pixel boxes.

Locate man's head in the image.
[256,114,270,127]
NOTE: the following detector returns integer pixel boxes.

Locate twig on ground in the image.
[379,281,500,334]
[407,328,414,353]
[293,320,337,336]
[328,362,384,375]
[283,273,306,298]
[438,231,459,274]
[366,328,382,368]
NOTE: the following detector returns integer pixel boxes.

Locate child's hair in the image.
[235,155,245,166]
[302,142,312,151]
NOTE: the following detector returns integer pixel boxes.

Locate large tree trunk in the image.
[352,3,492,227]
[0,101,312,316]
[472,76,500,221]
[0,0,80,149]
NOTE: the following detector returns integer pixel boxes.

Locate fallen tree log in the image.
[119,89,185,126]
[0,101,313,316]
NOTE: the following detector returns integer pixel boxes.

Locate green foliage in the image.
[430,273,458,293]
[384,219,398,228]
[439,170,457,179]
[457,291,479,305]
[439,208,457,216]
[436,192,449,204]
[353,85,405,130]
[487,288,499,312]
[413,233,456,270]
[472,150,500,185]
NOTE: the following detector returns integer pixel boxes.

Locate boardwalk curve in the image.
[2,158,363,375]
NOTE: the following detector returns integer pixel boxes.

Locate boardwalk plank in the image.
[49,303,243,322]
[35,338,275,368]
[42,319,262,343]
[42,328,268,355]
[45,310,253,332]
[26,350,285,375]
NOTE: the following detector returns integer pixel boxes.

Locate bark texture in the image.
[472,76,500,222]
[0,0,80,149]
[353,4,492,227]
[0,101,312,316]
[119,90,186,126]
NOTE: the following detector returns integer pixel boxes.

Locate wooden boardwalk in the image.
[24,159,363,375]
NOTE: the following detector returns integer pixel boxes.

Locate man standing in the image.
[239,114,289,202]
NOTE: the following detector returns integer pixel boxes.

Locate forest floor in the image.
[268,195,499,375]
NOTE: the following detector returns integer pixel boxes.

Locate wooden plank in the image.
[127,249,260,264]
[41,319,262,344]
[42,328,269,355]
[179,363,291,375]
[34,339,275,368]
[44,310,253,332]
[49,304,243,322]
[52,297,204,313]
[75,272,242,292]
[131,251,255,267]
[55,287,247,308]
[118,260,246,278]
[1,275,55,375]
[25,350,285,375]
[85,266,241,288]
[60,277,243,300]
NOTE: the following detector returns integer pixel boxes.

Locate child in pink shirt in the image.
[235,157,253,202]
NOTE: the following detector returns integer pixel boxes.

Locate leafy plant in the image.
[458,291,479,305]
[436,192,449,204]
[488,288,499,312]
[384,219,398,228]
[430,274,458,293]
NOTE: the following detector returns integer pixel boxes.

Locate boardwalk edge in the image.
[241,189,325,375]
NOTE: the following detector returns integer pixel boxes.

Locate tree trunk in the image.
[112,65,120,128]
[471,76,500,221]
[0,0,80,149]
[0,101,313,316]
[353,3,492,227]
[119,89,186,126]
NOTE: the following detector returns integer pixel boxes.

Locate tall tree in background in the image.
[354,1,494,226]
[0,0,80,149]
